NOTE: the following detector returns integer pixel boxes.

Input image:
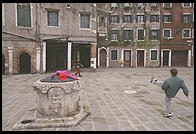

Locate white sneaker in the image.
[165,113,172,118]
[150,75,157,83]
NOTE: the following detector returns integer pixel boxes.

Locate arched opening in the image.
[100,49,107,67]
[2,54,5,75]
[19,52,31,74]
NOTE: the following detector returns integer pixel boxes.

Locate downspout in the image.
[159,3,162,67]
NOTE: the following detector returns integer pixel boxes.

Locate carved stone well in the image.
[13,78,89,129]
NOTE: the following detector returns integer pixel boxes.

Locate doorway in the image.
[137,50,144,67]
[100,49,107,67]
[19,52,31,74]
[171,50,188,66]
[163,50,170,66]
[124,50,131,67]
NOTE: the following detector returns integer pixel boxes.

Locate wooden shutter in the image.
[130,15,133,23]
[149,30,152,40]
[135,15,138,23]
[144,15,146,22]
[17,4,24,26]
[158,29,161,40]
[117,30,120,40]
[130,30,133,41]
[122,15,125,23]
[117,15,120,23]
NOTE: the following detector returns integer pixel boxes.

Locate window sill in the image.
[150,60,158,61]
[182,37,191,39]
[111,40,118,41]
[163,22,171,23]
[47,26,60,28]
[150,40,159,41]
[17,26,33,29]
[79,28,91,30]
[110,60,118,61]
[137,40,145,41]
[124,40,132,41]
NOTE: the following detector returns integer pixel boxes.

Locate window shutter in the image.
[108,30,111,40]
[117,15,120,23]
[157,15,159,22]
[123,31,125,40]
[158,29,161,40]
[144,15,146,22]
[181,14,184,23]
[149,30,152,40]
[191,14,193,22]
[122,15,125,23]
[131,15,133,23]
[130,30,133,41]
[17,5,23,26]
[109,15,111,23]
[135,15,138,23]
[117,30,120,40]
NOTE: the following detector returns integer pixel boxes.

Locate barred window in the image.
[123,30,133,41]
[163,15,171,22]
[80,14,90,28]
[17,3,31,27]
[182,29,191,38]
[111,50,117,61]
[151,50,158,60]
[183,14,192,23]
[136,15,145,23]
[150,15,159,22]
[110,15,119,23]
[138,29,144,40]
[48,11,59,26]
[123,15,133,23]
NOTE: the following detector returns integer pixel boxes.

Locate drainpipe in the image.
[159,3,162,67]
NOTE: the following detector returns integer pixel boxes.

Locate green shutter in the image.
[130,30,133,41]
[149,30,152,40]
[117,30,120,40]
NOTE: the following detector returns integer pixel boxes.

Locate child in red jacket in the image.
[74,59,83,77]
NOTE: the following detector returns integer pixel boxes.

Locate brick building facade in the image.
[160,3,194,67]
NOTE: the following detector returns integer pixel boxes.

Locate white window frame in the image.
[163,14,172,23]
[163,29,171,38]
[150,14,160,23]
[138,3,143,7]
[110,49,118,61]
[124,3,132,7]
[150,28,159,41]
[136,49,146,67]
[111,3,117,7]
[123,29,133,41]
[163,3,172,8]
[182,3,191,8]
[150,3,157,7]
[183,13,192,23]
[150,49,159,61]
[15,3,33,28]
[137,29,145,41]
[137,14,145,23]
[47,9,60,28]
[110,31,118,41]
[2,3,5,26]
[182,28,191,38]
[79,13,91,30]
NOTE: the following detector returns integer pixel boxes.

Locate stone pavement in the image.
[2,68,194,131]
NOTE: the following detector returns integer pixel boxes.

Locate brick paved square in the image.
[2,68,194,131]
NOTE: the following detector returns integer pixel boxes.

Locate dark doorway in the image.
[100,49,107,67]
[2,54,5,75]
[80,45,90,68]
[172,50,188,66]
[163,51,170,66]
[19,52,31,74]
[137,50,144,67]
[46,42,67,72]
[124,50,131,67]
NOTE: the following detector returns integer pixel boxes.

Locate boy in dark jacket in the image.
[151,68,189,118]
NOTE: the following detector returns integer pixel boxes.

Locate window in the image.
[80,14,90,28]
[138,29,144,40]
[182,29,191,38]
[163,15,171,23]
[110,30,119,41]
[99,16,105,26]
[150,30,159,40]
[150,50,158,61]
[183,14,192,23]
[183,3,191,7]
[124,3,131,7]
[111,50,117,61]
[110,15,119,23]
[150,3,157,7]
[150,15,159,22]
[136,15,145,23]
[123,30,133,41]
[163,29,171,38]
[111,3,117,7]
[164,3,171,8]
[123,15,133,23]
[17,3,31,27]
[48,11,59,26]
[138,3,143,7]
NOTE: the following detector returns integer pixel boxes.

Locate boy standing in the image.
[151,68,189,118]
[74,59,83,77]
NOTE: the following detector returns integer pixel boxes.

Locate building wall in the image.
[161,3,194,66]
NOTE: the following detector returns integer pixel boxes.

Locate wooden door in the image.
[137,50,144,67]
[163,51,169,66]
[124,50,131,67]
[19,52,31,74]
[100,49,107,67]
